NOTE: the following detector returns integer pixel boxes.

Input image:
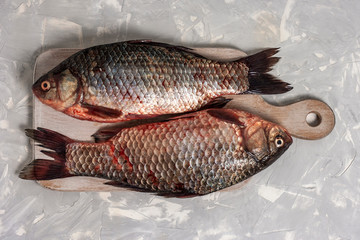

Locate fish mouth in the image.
[32,79,41,98]
[255,132,293,167]
[267,140,292,166]
[285,129,293,144]
[282,125,293,142]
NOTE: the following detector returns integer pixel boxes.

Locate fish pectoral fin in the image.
[80,103,123,119]
[104,181,199,198]
[206,108,246,127]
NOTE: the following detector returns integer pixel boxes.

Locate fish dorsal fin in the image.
[104,181,199,198]
[81,103,123,119]
[198,97,232,110]
[92,113,196,142]
[126,40,206,59]
[126,39,193,51]
[92,127,124,143]
[206,108,245,127]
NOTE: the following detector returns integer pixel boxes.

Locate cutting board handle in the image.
[226,95,335,140]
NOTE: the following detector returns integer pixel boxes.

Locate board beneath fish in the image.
[26,43,334,192]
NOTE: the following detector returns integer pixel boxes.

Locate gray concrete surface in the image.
[0,0,359,239]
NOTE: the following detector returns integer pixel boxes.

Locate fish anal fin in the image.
[206,109,245,127]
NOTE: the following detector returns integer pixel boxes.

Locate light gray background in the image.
[1,0,359,239]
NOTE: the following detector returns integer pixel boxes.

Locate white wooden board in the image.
[32,46,335,191]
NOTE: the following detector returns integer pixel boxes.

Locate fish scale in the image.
[34,41,290,122]
[61,110,268,195]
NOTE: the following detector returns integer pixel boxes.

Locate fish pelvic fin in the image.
[19,128,74,180]
[241,48,293,94]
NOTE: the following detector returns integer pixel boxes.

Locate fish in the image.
[20,108,292,196]
[33,40,292,122]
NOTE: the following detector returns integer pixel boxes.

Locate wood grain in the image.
[31,46,335,191]
[225,95,335,140]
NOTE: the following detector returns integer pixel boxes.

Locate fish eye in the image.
[275,136,284,148]
[41,81,51,91]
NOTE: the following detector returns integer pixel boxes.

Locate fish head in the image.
[33,69,80,111]
[244,119,292,166]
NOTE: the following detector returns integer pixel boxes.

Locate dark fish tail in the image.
[241,48,293,94]
[19,128,73,180]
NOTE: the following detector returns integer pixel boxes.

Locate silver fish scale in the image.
[65,111,262,195]
[66,42,249,118]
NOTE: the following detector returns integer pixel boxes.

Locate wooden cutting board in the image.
[31,46,335,191]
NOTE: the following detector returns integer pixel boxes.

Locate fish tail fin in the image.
[19,128,73,180]
[241,48,292,94]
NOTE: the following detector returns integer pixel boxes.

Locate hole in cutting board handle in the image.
[306,111,322,127]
